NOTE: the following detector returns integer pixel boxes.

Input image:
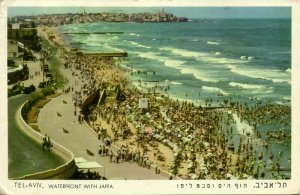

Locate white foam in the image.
[180,68,219,83]
[227,65,291,84]
[133,51,220,83]
[129,41,151,49]
[160,47,247,67]
[286,68,291,73]
[160,47,208,58]
[229,82,266,90]
[207,41,220,45]
[248,88,274,94]
[129,33,140,37]
[275,101,284,105]
[201,86,228,95]
[229,82,274,94]
[102,43,124,52]
[170,81,183,85]
[164,60,184,68]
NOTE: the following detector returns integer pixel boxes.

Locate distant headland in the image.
[9,10,188,26]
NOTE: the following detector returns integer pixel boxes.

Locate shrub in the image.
[42,86,55,96]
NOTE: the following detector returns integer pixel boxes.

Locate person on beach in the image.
[46,30,290,180]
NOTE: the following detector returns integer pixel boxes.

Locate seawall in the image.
[12,100,76,180]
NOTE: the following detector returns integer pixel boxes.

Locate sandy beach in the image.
[35,25,291,180]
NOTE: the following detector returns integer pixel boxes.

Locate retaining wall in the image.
[12,100,76,180]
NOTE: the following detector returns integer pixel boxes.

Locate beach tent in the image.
[76,161,103,169]
[75,157,105,176]
[74,157,88,164]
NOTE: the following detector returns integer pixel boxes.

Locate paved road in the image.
[38,93,169,179]
[8,94,65,178]
[37,66,170,180]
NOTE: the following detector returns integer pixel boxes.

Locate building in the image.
[7,40,24,58]
[8,26,40,50]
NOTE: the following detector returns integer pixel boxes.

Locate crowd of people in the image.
[44,28,290,180]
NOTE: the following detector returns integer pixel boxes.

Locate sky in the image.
[7,7,291,19]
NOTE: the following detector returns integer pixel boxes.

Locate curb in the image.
[12,98,76,180]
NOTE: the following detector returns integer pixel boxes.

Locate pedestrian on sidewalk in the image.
[98,145,102,156]
[98,131,101,140]
[110,152,113,163]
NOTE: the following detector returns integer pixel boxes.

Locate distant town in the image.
[6,9,188,87]
[8,10,188,27]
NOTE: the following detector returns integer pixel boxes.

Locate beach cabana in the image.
[75,158,105,177]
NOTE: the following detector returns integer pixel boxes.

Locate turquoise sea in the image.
[59,19,291,178]
[60,19,291,105]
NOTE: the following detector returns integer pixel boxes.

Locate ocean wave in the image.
[229,82,266,90]
[240,56,255,60]
[111,36,119,40]
[164,60,184,68]
[180,68,219,83]
[129,41,151,49]
[83,41,103,47]
[102,43,124,52]
[247,88,274,94]
[201,86,228,95]
[197,56,246,65]
[286,68,291,73]
[129,33,140,37]
[227,65,291,84]
[133,51,220,83]
[170,81,183,85]
[160,47,246,65]
[207,41,220,45]
[160,47,208,58]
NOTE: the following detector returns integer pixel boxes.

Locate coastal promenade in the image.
[37,64,170,179]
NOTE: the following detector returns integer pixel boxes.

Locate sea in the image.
[59,19,291,178]
[59,19,291,106]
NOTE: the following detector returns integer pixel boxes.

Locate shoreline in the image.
[50,24,291,107]
[39,25,291,180]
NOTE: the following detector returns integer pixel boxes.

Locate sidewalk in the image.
[37,65,170,180]
[8,52,44,89]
